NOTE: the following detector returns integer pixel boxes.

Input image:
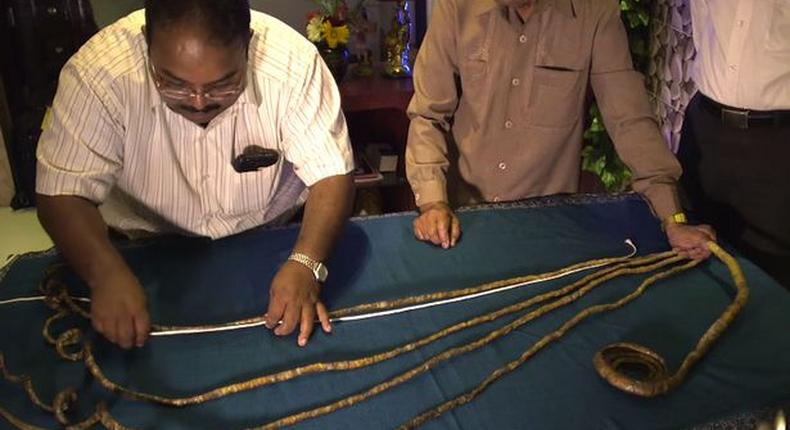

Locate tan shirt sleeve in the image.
[590,1,682,220]
[405,0,459,207]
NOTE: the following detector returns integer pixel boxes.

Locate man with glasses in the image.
[35,0,355,349]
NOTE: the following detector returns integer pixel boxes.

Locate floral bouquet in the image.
[306,0,351,49]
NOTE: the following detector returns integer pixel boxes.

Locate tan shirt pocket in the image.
[526,13,588,129]
[527,64,584,129]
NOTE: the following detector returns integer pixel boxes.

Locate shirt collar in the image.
[138,35,164,111]
[474,0,576,19]
[550,0,575,18]
[235,65,261,107]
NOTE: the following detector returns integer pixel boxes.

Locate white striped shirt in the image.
[36,10,353,239]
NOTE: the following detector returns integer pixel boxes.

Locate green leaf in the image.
[582,1,650,192]
[620,1,630,12]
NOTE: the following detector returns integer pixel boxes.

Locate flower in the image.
[306,16,324,43]
[306,0,351,48]
[322,21,350,49]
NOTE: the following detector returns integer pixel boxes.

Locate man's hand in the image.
[265,261,331,347]
[413,202,461,249]
[90,268,150,350]
[36,195,150,349]
[666,223,717,260]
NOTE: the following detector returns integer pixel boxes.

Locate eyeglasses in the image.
[149,63,246,101]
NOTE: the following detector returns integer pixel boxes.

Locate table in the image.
[1,193,789,429]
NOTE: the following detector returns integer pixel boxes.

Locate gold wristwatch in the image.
[663,212,688,229]
[287,252,329,283]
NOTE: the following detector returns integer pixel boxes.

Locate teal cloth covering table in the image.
[1,194,788,429]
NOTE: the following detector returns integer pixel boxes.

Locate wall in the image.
[0,79,13,207]
[89,0,316,31]
[0,125,12,207]
[250,0,314,31]
[90,0,142,27]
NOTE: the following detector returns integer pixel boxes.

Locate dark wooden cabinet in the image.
[0,0,97,208]
[339,73,417,214]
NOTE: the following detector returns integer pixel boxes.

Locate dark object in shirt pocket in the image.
[232,146,280,173]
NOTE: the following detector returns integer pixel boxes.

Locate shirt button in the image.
[498,162,507,170]
[519,34,528,44]
[504,120,514,129]
[511,78,520,86]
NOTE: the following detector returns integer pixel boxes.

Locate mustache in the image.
[177,104,221,114]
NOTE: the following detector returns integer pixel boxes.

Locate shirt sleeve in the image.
[590,1,683,220]
[405,0,460,207]
[36,63,123,204]
[281,49,354,187]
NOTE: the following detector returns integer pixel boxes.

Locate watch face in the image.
[316,264,329,282]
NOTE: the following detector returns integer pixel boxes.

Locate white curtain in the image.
[647,0,696,153]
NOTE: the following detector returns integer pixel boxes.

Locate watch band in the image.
[287,252,328,282]
[662,212,688,229]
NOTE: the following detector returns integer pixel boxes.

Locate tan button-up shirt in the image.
[406,0,682,219]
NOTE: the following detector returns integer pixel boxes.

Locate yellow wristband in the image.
[663,212,688,228]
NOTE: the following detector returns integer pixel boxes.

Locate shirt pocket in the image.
[526,19,587,129]
[458,47,490,110]
[218,121,280,215]
[220,169,272,215]
[461,47,489,81]
[458,13,495,104]
[765,0,790,53]
[527,63,585,129]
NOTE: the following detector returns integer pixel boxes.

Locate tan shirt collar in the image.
[473,0,576,19]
